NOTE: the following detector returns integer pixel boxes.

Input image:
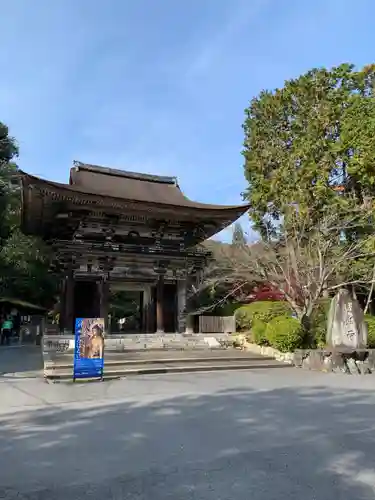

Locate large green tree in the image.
[242,63,375,237]
[0,123,19,242]
[0,122,58,307]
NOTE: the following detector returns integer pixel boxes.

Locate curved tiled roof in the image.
[21,161,250,213]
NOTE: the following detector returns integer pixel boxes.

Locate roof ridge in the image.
[72,161,177,185]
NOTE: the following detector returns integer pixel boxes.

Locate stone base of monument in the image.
[293,348,375,374]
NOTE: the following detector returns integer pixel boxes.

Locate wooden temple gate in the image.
[20,161,249,335]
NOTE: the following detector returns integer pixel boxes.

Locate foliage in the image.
[309,298,331,348]
[186,240,256,314]
[349,244,375,313]
[0,121,58,308]
[235,300,291,331]
[247,284,285,301]
[219,207,375,325]
[0,123,18,164]
[0,123,19,242]
[250,319,268,345]
[265,316,304,352]
[213,302,242,316]
[365,315,375,348]
[0,230,59,308]
[232,222,247,246]
[242,63,375,237]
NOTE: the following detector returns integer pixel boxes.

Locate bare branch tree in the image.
[193,207,375,326]
[185,241,256,315]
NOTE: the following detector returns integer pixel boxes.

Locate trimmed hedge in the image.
[265,316,304,352]
[251,320,268,346]
[365,315,375,348]
[236,301,291,331]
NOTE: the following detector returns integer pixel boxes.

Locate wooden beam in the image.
[156,273,165,334]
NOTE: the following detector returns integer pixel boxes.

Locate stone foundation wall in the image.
[294,349,375,374]
[42,332,231,365]
[244,340,375,375]
[241,341,294,364]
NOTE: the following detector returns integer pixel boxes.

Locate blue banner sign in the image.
[73,318,105,380]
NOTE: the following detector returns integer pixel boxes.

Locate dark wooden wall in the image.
[73,281,100,320]
[163,283,177,333]
[150,283,177,333]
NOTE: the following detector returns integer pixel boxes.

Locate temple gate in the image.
[20,161,249,335]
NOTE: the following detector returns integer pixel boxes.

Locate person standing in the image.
[1,316,14,346]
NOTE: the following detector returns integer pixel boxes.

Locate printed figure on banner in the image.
[73,318,105,380]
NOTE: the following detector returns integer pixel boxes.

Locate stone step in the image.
[45,352,274,370]
[45,358,287,381]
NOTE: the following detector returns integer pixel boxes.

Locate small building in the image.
[0,297,47,344]
[20,162,249,334]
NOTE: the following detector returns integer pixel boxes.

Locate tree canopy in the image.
[0,121,58,308]
[242,63,375,237]
[203,205,375,327]
[0,123,19,242]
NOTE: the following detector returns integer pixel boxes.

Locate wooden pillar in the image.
[149,288,156,333]
[65,266,75,333]
[99,278,110,333]
[185,314,194,335]
[143,287,152,333]
[156,272,165,333]
[139,291,143,332]
[143,289,148,333]
[177,279,187,333]
[59,278,66,332]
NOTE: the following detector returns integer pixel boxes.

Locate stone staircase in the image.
[43,333,288,381]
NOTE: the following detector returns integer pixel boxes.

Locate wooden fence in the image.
[198,315,236,334]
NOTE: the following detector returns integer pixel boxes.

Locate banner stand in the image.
[100,343,105,382]
[73,318,106,382]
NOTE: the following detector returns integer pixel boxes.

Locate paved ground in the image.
[0,345,43,377]
[1,346,285,380]
[1,367,375,499]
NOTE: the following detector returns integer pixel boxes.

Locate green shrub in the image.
[312,324,326,348]
[235,301,291,331]
[235,307,252,331]
[250,320,268,345]
[309,299,331,348]
[365,315,375,348]
[265,316,304,352]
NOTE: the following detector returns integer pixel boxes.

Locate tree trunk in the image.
[301,314,311,331]
[364,264,375,314]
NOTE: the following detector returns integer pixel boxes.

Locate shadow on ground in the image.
[1,380,375,499]
[0,346,43,377]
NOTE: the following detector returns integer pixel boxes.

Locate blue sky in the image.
[0,0,374,241]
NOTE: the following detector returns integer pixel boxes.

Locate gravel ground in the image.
[1,367,375,499]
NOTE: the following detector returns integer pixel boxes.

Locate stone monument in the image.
[326,288,368,349]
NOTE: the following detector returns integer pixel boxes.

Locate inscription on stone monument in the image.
[326,289,367,349]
